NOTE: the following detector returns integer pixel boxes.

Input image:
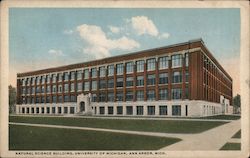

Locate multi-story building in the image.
[15,39,233,117]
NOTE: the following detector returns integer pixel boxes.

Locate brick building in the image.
[16,39,233,117]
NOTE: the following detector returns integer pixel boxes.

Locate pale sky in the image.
[9,8,240,96]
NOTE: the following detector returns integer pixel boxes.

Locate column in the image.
[24,107,27,114]
[123,106,126,116]
[104,106,108,115]
[62,106,64,114]
[168,105,172,117]
[155,105,159,116]
[133,105,136,116]
[50,106,52,114]
[44,106,47,114]
[113,105,117,115]
[96,106,100,115]
[143,105,147,116]
[55,106,58,114]
[68,106,70,114]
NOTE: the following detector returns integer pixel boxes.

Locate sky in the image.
[9,8,240,95]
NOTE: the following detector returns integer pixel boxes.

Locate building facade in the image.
[15,39,233,117]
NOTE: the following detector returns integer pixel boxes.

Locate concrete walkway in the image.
[161,119,241,150]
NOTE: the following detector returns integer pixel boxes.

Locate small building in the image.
[16,39,233,117]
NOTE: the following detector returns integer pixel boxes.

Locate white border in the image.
[1,1,249,158]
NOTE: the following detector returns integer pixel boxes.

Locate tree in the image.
[233,94,241,114]
[9,85,16,114]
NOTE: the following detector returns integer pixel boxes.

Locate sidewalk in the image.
[161,119,241,150]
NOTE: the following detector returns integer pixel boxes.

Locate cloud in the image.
[130,16,159,36]
[63,29,74,35]
[76,24,140,59]
[108,26,120,34]
[48,49,64,56]
[159,32,170,39]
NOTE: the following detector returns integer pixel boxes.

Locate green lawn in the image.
[9,116,227,134]
[9,125,180,150]
[196,115,241,120]
[220,143,241,150]
[232,130,241,138]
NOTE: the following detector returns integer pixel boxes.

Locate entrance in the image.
[80,102,85,112]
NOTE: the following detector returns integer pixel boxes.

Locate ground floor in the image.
[15,99,232,117]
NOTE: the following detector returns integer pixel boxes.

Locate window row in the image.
[21,53,189,86]
[21,71,189,94]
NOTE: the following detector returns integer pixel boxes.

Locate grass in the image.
[220,143,241,150]
[9,116,227,134]
[9,124,181,150]
[196,115,241,120]
[232,130,241,138]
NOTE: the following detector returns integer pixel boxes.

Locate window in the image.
[185,86,189,99]
[126,77,133,87]
[92,94,97,102]
[126,91,133,101]
[35,97,40,103]
[58,73,63,82]
[147,90,155,101]
[84,69,89,79]
[52,96,57,103]
[32,78,36,85]
[91,81,97,90]
[46,75,50,83]
[70,83,75,92]
[99,80,106,89]
[36,77,40,84]
[108,79,114,88]
[172,54,182,68]
[136,76,144,86]
[116,63,123,75]
[77,82,82,91]
[159,106,168,115]
[99,66,106,77]
[159,73,168,84]
[63,107,68,114]
[84,82,89,91]
[99,93,106,102]
[116,78,123,87]
[185,53,189,67]
[70,71,75,80]
[136,60,144,72]
[116,91,123,101]
[171,88,182,99]
[172,71,182,83]
[159,56,169,69]
[172,105,181,116]
[52,74,57,83]
[159,89,168,100]
[126,106,133,115]
[185,71,189,82]
[147,106,155,115]
[41,86,45,93]
[99,107,105,115]
[108,65,114,76]
[58,96,62,103]
[64,95,69,102]
[41,76,46,84]
[136,106,143,115]
[64,72,69,81]
[147,58,156,71]
[108,92,114,102]
[117,106,123,115]
[126,62,133,73]
[105,106,113,115]
[70,107,75,114]
[58,85,62,93]
[91,68,97,78]
[147,74,156,85]
[77,70,82,80]
[64,84,68,92]
[46,96,50,103]
[136,91,144,101]
[70,95,76,102]
[22,88,26,94]
[36,87,40,93]
[32,87,35,94]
